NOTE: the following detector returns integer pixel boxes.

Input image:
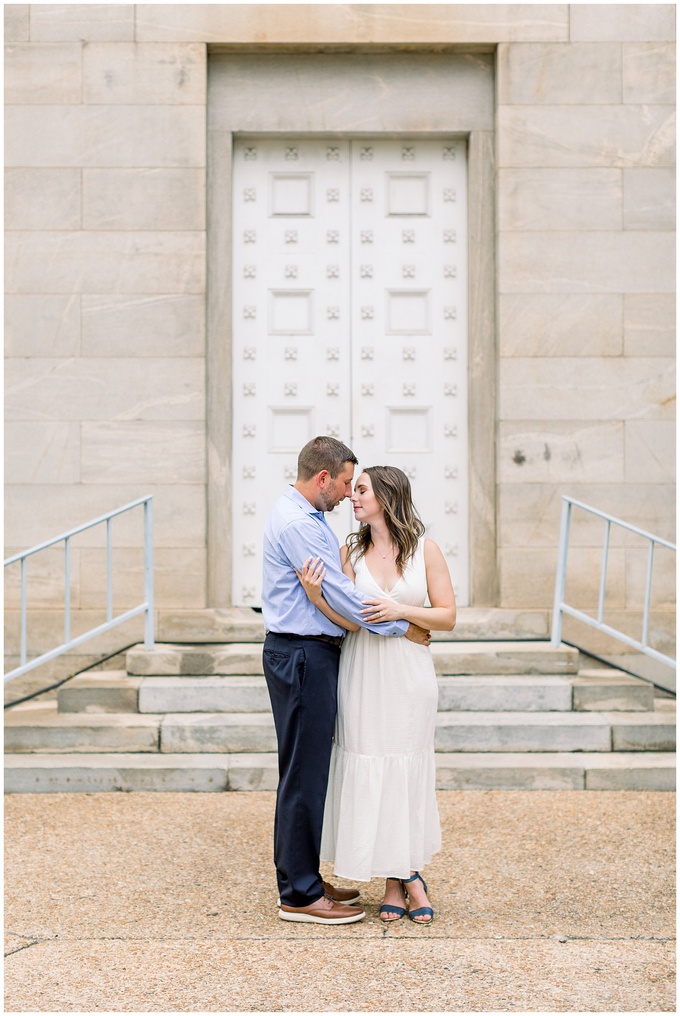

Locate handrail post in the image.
[20,557,27,667]
[64,537,71,646]
[106,518,113,622]
[551,497,572,647]
[144,497,155,650]
[641,540,655,649]
[597,518,611,624]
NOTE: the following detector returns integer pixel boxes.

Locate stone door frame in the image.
[206,52,498,607]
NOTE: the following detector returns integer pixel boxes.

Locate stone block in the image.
[585,753,676,791]
[83,42,206,105]
[30,4,135,42]
[500,232,675,294]
[570,5,676,42]
[157,608,265,643]
[607,711,676,751]
[623,43,676,104]
[4,483,206,549]
[5,105,205,168]
[227,753,279,792]
[80,422,206,484]
[6,231,205,295]
[5,167,81,230]
[499,421,625,484]
[497,105,675,168]
[83,168,205,231]
[500,546,626,610]
[625,542,676,609]
[429,642,579,675]
[127,644,264,676]
[434,712,612,752]
[624,420,676,484]
[5,43,82,104]
[435,752,585,790]
[160,713,277,753]
[209,53,494,134]
[5,5,29,43]
[624,295,675,356]
[444,609,551,640]
[437,676,573,712]
[4,705,161,753]
[81,294,204,358]
[5,356,205,421]
[4,545,80,610]
[57,673,141,713]
[499,357,675,420]
[499,168,622,231]
[79,548,207,611]
[138,677,270,714]
[5,422,81,484]
[137,5,569,44]
[623,168,675,229]
[498,482,675,549]
[4,753,232,792]
[499,294,623,357]
[498,42,621,104]
[572,671,655,712]
[5,294,81,357]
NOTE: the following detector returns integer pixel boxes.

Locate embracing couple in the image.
[261,435,456,925]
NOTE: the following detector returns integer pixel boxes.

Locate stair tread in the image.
[5,751,675,767]
[7,705,673,726]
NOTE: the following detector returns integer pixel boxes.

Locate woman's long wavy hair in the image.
[346,465,425,575]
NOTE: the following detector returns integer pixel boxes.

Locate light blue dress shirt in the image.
[262,486,408,639]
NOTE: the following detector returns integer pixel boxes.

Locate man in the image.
[261,435,431,924]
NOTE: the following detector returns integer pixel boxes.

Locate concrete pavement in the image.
[4,790,675,1012]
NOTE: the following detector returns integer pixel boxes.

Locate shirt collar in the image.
[283,485,325,519]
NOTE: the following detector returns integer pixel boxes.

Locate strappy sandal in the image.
[379,877,407,922]
[403,871,434,924]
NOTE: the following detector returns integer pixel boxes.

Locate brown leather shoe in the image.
[279,894,365,924]
[322,880,361,905]
[276,880,360,907]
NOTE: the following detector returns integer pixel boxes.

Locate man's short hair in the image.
[297,435,358,481]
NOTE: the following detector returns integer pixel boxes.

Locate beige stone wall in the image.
[4,4,676,671]
[496,11,676,616]
[5,5,209,671]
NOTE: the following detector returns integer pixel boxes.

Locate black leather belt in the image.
[267,631,344,648]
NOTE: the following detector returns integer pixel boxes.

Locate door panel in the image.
[232,137,468,606]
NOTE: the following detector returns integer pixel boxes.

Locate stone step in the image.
[126,641,580,677]
[56,670,656,715]
[4,750,675,794]
[57,672,142,714]
[4,704,161,753]
[6,700,674,754]
[156,607,551,644]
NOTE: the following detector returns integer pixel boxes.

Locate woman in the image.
[297,465,456,923]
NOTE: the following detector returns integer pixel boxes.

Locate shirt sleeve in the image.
[278,516,408,637]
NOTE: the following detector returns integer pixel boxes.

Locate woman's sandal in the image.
[379,877,407,922]
[403,872,434,924]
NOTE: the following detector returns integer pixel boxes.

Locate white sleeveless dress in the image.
[320,539,441,881]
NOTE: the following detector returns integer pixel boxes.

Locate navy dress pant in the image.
[262,632,341,907]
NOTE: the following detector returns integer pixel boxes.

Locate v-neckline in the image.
[363,558,401,596]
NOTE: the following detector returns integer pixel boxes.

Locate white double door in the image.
[232,137,469,606]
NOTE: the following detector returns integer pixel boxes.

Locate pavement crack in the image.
[4,939,43,958]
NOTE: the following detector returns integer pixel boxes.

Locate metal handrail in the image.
[551,496,675,670]
[4,496,154,682]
